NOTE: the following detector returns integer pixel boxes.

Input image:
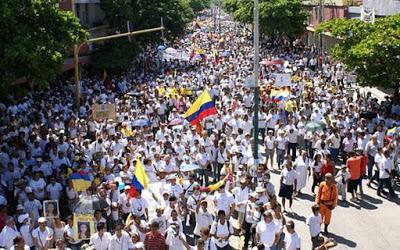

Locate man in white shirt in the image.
[0,217,20,250]
[108,223,133,250]
[213,185,235,219]
[256,211,280,248]
[46,176,63,200]
[130,190,149,220]
[307,204,322,249]
[232,178,251,225]
[90,223,112,250]
[32,217,53,250]
[284,220,301,250]
[279,162,297,212]
[377,149,396,198]
[286,121,299,161]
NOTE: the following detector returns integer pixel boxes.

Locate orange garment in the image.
[316,181,338,225]
[347,157,361,180]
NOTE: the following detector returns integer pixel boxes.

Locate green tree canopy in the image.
[190,0,211,12]
[96,0,194,72]
[0,0,87,89]
[224,0,309,39]
[317,15,400,101]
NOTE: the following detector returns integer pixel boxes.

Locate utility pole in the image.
[74,26,164,106]
[253,0,260,169]
[318,0,323,68]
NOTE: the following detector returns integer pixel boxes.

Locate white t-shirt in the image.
[379,157,393,179]
[90,232,112,250]
[256,220,280,247]
[130,197,148,217]
[46,183,63,200]
[213,192,234,214]
[328,134,340,149]
[210,220,233,248]
[32,227,54,249]
[281,168,297,186]
[265,136,276,150]
[194,209,214,236]
[284,231,301,250]
[306,214,321,237]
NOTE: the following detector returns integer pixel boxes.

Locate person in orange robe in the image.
[315,173,338,235]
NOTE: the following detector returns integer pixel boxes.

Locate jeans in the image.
[305,140,313,158]
[288,143,297,161]
[243,221,253,248]
[198,168,210,186]
[367,154,375,179]
[277,149,285,169]
[329,147,339,163]
[378,178,395,196]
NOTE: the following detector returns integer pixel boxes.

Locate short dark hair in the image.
[286,220,295,229]
[97,222,106,231]
[151,221,160,229]
[312,204,320,213]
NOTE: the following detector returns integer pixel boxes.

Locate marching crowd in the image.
[0,9,399,250]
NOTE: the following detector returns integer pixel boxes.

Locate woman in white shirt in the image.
[311,153,323,194]
[210,210,233,250]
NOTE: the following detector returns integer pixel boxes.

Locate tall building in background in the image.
[58,0,108,71]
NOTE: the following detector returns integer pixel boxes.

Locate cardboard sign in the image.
[92,103,116,121]
[274,73,292,88]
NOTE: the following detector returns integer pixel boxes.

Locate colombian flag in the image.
[270,89,291,102]
[129,159,150,197]
[199,174,232,192]
[70,171,91,192]
[183,90,217,125]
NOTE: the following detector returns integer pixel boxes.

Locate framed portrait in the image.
[73,214,95,240]
[43,200,59,218]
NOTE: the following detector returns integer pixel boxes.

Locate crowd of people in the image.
[0,8,399,250]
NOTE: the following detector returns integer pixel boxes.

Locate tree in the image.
[224,0,309,40]
[0,0,88,90]
[190,0,211,12]
[317,15,400,103]
[96,0,194,71]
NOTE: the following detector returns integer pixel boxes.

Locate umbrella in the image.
[305,122,324,132]
[169,118,183,126]
[180,163,200,172]
[157,45,166,51]
[221,51,231,57]
[260,59,285,66]
[131,119,150,127]
[165,47,177,54]
[73,195,109,215]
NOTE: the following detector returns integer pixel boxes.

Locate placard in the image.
[274,73,292,88]
[43,200,59,218]
[73,214,95,240]
[92,103,116,121]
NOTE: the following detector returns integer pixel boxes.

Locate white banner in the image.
[274,73,292,88]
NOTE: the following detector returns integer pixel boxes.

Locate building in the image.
[302,0,362,50]
[59,0,108,71]
[349,0,400,19]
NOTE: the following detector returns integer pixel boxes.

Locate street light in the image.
[253,0,260,168]
[73,26,165,106]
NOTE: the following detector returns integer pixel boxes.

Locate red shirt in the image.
[359,155,368,176]
[144,231,165,250]
[321,160,335,177]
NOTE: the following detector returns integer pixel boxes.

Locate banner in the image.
[92,103,116,121]
[274,73,292,88]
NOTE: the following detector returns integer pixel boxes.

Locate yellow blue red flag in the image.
[183,90,217,125]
